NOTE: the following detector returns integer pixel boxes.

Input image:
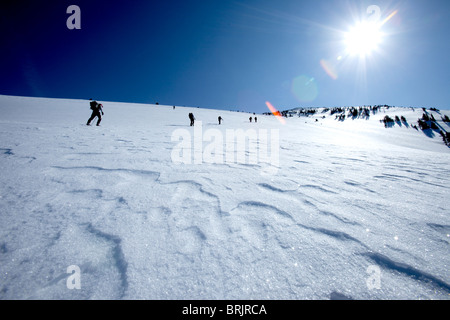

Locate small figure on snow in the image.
[189,113,195,126]
[255,117,257,123]
[249,117,252,123]
[87,99,104,126]
[218,116,223,125]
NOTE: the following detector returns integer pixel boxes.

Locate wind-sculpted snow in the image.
[0,95,449,299]
[363,252,450,293]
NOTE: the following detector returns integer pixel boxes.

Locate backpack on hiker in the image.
[90,100,98,111]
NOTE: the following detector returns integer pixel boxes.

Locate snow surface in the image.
[0,94,449,300]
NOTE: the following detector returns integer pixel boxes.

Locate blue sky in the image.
[1,0,449,113]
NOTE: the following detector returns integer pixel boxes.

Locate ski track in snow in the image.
[0,95,449,299]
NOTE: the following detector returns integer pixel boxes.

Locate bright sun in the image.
[344,21,383,56]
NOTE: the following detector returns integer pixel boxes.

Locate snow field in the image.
[0,95,448,299]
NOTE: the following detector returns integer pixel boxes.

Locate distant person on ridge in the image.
[218,116,222,125]
[87,99,104,126]
[189,113,195,126]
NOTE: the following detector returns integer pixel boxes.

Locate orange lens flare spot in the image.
[266,101,286,124]
[381,10,398,26]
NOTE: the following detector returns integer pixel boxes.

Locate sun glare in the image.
[344,21,383,57]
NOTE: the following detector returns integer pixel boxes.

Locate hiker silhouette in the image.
[87,99,104,126]
[189,113,195,126]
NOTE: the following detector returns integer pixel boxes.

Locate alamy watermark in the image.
[66,5,81,30]
[366,5,381,23]
[66,265,81,290]
[171,121,280,175]
[366,264,381,290]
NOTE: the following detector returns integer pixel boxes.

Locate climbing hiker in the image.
[189,113,195,126]
[87,99,104,126]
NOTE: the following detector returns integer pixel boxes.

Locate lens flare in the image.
[266,101,286,124]
[291,75,319,102]
[320,59,338,80]
[381,10,398,26]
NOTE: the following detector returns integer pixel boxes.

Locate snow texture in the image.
[0,95,448,300]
